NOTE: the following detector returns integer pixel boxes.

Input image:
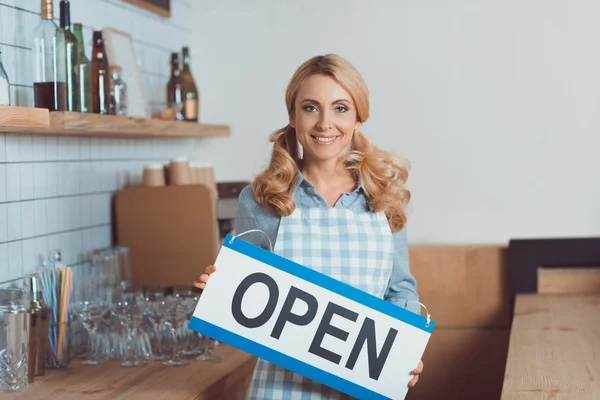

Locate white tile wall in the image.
[0,0,200,283]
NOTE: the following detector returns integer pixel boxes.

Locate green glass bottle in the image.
[72,23,92,113]
[59,0,79,111]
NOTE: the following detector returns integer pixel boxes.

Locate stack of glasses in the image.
[70,247,221,367]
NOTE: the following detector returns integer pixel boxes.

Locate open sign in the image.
[189,234,434,400]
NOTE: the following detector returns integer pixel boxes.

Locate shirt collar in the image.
[293,170,365,194]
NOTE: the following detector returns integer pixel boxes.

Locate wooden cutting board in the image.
[115,185,218,288]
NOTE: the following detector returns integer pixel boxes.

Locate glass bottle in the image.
[166,52,184,121]
[32,0,67,111]
[72,24,92,113]
[91,31,110,114]
[59,0,79,111]
[0,48,11,106]
[180,46,198,122]
[0,288,28,392]
[109,65,127,116]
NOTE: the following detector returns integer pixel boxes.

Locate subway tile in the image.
[6,163,21,201]
[65,231,82,265]
[7,202,21,241]
[33,162,47,198]
[0,204,6,243]
[93,193,111,225]
[19,135,33,162]
[6,134,20,162]
[32,135,45,161]
[90,138,102,159]
[34,200,47,236]
[0,134,5,162]
[79,138,91,160]
[99,139,113,159]
[20,162,34,199]
[80,195,92,227]
[20,201,34,239]
[46,198,60,234]
[0,244,8,283]
[45,163,58,197]
[98,226,111,249]
[15,0,37,14]
[79,162,92,194]
[45,136,58,161]
[67,197,81,230]
[0,164,6,203]
[57,137,71,160]
[22,238,40,276]
[102,163,117,191]
[62,162,80,195]
[57,198,69,232]
[0,4,16,47]
[88,162,103,192]
[14,85,33,108]
[8,241,23,280]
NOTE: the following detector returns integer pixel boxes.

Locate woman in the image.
[194,54,424,398]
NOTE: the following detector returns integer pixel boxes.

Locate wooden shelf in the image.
[0,107,229,138]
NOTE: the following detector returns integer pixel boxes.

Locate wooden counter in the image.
[1,345,257,400]
[501,294,600,399]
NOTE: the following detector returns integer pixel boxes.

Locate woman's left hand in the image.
[408,360,424,388]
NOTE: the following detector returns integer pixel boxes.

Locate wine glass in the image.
[112,293,147,367]
[163,298,189,367]
[72,261,109,366]
[144,297,170,361]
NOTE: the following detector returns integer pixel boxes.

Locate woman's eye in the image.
[336,106,348,113]
[303,105,317,112]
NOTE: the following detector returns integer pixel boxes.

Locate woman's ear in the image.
[289,116,296,129]
[354,121,362,132]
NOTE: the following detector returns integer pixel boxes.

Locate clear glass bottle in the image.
[0,288,28,392]
[72,24,92,113]
[0,48,11,106]
[109,65,127,116]
[32,0,67,111]
[59,0,80,111]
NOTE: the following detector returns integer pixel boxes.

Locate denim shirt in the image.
[234,172,421,314]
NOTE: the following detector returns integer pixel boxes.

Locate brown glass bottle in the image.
[91,31,110,114]
[167,53,184,121]
[180,47,198,122]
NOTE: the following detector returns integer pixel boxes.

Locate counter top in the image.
[1,345,257,400]
[501,293,600,399]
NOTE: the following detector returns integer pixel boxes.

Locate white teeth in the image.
[314,136,337,143]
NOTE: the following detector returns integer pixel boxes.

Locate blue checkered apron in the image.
[246,208,394,400]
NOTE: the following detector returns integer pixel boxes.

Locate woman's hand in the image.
[193,265,217,290]
[408,360,423,388]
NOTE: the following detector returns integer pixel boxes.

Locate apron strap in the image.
[230,229,274,252]
[405,300,432,327]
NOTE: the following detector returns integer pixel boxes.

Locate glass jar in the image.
[0,48,11,106]
[0,288,28,392]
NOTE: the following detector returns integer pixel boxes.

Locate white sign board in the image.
[189,234,435,400]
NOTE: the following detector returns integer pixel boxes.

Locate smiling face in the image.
[291,74,361,165]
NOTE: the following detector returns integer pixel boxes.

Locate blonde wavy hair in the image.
[252,54,411,232]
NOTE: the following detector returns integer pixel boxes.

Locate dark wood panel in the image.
[508,237,600,295]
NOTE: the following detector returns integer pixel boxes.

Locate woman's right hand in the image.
[193,265,217,290]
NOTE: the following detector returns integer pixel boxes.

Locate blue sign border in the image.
[188,234,435,399]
